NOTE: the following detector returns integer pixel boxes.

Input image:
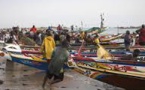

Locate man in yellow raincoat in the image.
[40,31,55,60]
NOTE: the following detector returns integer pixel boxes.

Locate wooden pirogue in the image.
[0,51,145,90]
[70,55,145,90]
[1,43,145,90]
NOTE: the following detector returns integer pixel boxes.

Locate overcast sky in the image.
[0,0,145,28]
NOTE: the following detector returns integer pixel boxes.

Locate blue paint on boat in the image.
[11,56,49,70]
[11,55,70,71]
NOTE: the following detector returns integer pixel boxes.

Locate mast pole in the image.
[100,13,104,29]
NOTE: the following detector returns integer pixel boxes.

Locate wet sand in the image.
[0,59,125,90]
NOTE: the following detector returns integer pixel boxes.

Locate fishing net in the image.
[20,36,36,46]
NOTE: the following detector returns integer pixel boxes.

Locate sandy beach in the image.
[0,57,125,90]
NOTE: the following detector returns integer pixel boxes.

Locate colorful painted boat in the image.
[76,50,145,57]
[9,53,49,70]
[1,43,145,89]
[1,50,145,89]
[1,52,71,71]
[69,56,145,90]
[2,44,145,60]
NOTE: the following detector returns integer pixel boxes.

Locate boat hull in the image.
[74,66,145,90]
[72,56,145,90]
[100,74,145,90]
[5,52,145,89]
[11,54,49,70]
[10,53,69,71]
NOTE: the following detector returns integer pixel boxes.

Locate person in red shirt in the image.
[30,25,37,33]
[139,25,145,45]
[57,24,62,31]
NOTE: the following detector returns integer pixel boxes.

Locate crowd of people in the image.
[0,25,101,47]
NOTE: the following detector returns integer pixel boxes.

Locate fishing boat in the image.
[2,43,145,60]
[68,44,145,90]
[0,51,71,71]
[68,55,145,90]
[99,33,123,42]
[7,53,49,70]
[4,51,145,90]
[1,44,145,89]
